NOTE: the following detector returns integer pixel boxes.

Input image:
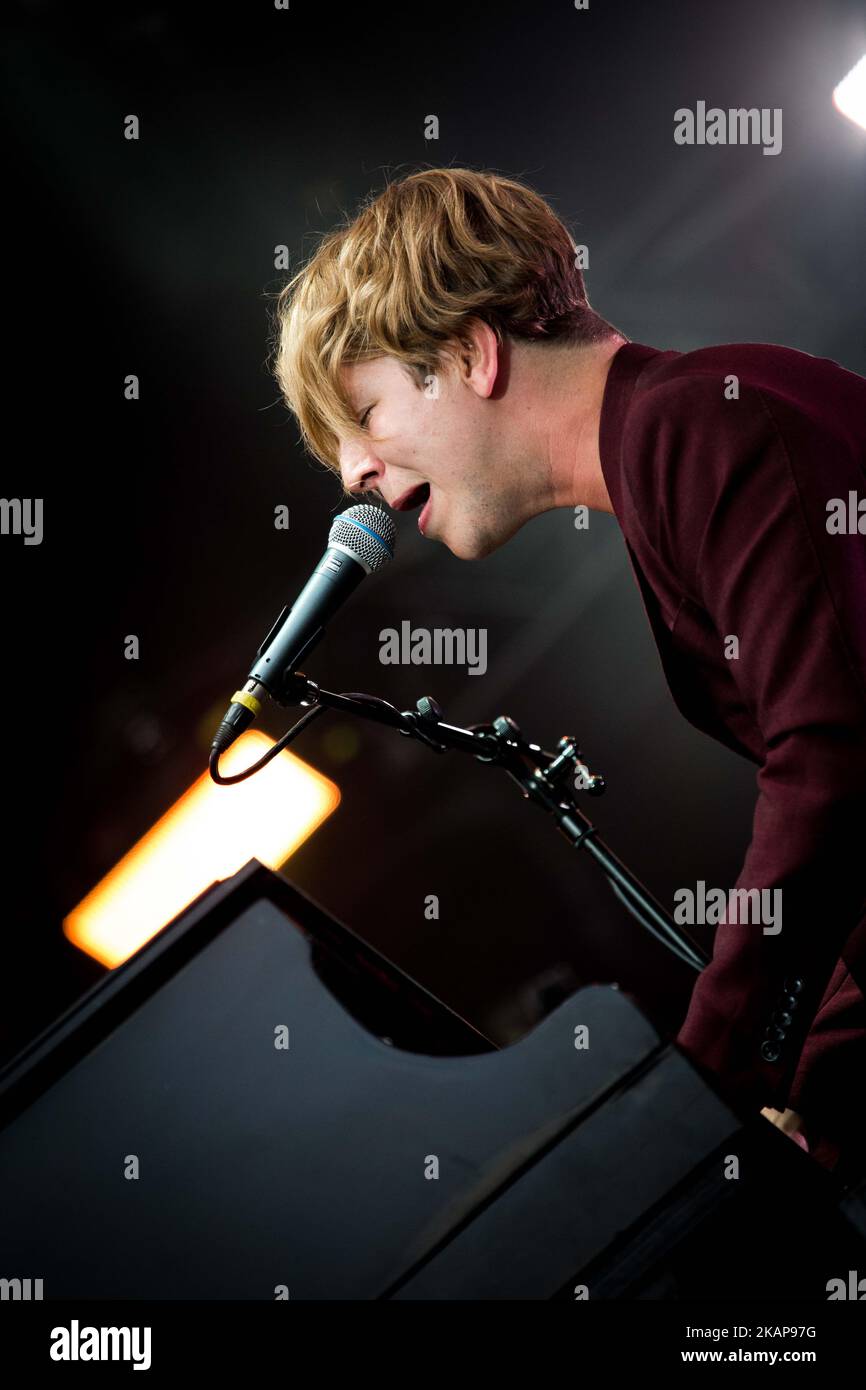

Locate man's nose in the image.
[339,438,383,497]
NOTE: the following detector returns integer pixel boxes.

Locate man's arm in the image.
[626,374,866,1114]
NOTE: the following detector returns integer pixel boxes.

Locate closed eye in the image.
[359,405,374,429]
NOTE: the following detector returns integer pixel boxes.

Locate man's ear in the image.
[456,318,500,399]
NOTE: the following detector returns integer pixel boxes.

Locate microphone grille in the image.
[328,504,396,573]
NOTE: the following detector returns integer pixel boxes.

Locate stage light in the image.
[63,732,340,967]
[833,53,866,132]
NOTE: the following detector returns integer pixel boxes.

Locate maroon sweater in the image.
[598,340,866,1116]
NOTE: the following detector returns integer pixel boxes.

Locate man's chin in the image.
[445,531,505,561]
[431,507,516,560]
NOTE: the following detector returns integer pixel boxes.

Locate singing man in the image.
[272,166,866,1182]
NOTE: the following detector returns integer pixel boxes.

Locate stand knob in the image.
[416,696,443,722]
[493,715,521,739]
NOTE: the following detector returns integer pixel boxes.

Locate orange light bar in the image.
[63,732,340,968]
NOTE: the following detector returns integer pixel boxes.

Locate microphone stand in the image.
[268,671,709,974]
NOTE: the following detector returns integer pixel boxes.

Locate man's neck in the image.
[516,333,628,518]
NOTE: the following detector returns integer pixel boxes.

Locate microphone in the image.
[211,503,396,756]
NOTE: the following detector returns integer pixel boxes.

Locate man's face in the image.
[337,349,530,561]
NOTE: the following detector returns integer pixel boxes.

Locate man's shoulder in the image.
[620,340,866,488]
[620,346,778,488]
[628,340,866,431]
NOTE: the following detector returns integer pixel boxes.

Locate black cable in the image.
[209,703,328,785]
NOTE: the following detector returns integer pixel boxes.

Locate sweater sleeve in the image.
[625,375,866,1113]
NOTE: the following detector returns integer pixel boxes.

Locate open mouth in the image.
[417,486,433,536]
[393,481,431,513]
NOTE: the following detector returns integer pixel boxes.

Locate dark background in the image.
[2,0,864,1062]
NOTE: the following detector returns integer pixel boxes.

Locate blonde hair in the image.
[270,166,617,476]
